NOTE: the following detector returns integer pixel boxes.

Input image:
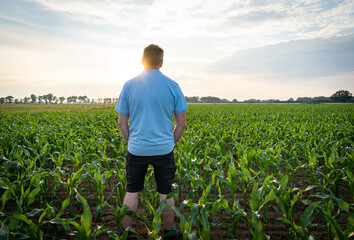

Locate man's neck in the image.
[144,66,160,70]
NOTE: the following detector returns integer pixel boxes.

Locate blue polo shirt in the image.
[115,69,188,156]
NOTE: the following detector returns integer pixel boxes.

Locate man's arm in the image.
[118,114,129,142]
[174,111,187,143]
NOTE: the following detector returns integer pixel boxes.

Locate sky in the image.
[0,0,353,101]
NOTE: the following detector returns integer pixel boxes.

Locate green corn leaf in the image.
[27,208,43,217]
[1,189,12,212]
[0,223,9,240]
[172,206,185,223]
[25,184,41,207]
[11,214,33,226]
[0,182,8,190]
[264,190,276,205]
[49,217,65,225]
[309,155,317,168]
[212,197,229,212]
[57,197,70,217]
[333,198,349,213]
[318,208,345,240]
[300,203,316,229]
[278,175,288,193]
[76,193,92,237]
[346,215,354,238]
[199,207,210,229]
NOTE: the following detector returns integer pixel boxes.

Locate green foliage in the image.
[330,90,352,102]
[0,104,353,239]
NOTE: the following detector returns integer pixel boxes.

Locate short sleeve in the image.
[115,85,129,114]
[174,85,188,113]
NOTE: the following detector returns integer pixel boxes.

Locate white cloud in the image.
[25,0,150,26]
[23,0,351,37]
[208,34,354,79]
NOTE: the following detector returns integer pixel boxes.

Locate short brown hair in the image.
[142,44,164,67]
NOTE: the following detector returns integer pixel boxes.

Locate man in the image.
[115,44,188,239]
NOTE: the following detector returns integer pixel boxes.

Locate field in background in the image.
[0,104,353,239]
[0,103,116,113]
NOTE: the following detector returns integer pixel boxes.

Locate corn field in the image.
[0,104,353,239]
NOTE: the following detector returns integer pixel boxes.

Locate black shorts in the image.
[125,151,176,194]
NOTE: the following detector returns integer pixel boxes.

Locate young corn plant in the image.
[173,199,198,240]
[11,172,43,214]
[246,178,277,240]
[196,183,215,240]
[343,169,354,203]
[50,191,105,240]
[114,166,126,206]
[8,213,44,239]
[141,173,160,220]
[235,164,254,212]
[106,204,138,239]
[141,194,173,240]
[0,178,14,213]
[308,192,352,239]
[271,175,319,239]
[4,207,52,240]
[62,163,88,216]
[91,166,114,221]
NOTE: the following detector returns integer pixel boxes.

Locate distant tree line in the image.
[1,90,352,104]
[185,90,353,103]
[0,93,118,104]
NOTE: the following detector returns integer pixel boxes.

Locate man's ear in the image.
[160,59,163,67]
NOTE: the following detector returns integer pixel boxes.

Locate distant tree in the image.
[331,90,352,102]
[287,98,294,102]
[0,97,4,104]
[232,99,238,103]
[66,96,77,103]
[30,94,37,103]
[59,97,65,104]
[243,99,261,103]
[5,96,14,104]
[185,96,200,103]
[296,97,312,103]
[23,97,30,104]
[200,96,221,103]
[38,96,43,104]
[78,95,89,103]
[220,98,230,103]
[15,99,20,104]
[104,98,112,103]
[262,99,280,103]
[313,96,330,103]
[42,95,48,104]
[46,93,54,103]
[53,96,58,104]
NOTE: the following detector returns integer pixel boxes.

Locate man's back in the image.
[116,44,186,238]
[116,69,188,156]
